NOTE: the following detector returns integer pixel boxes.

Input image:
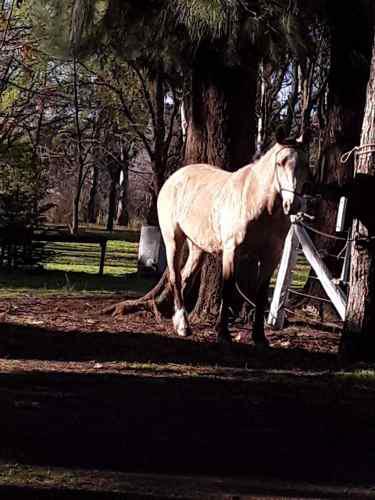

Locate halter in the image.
[274,144,306,199]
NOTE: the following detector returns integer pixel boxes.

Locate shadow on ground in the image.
[0,486,168,500]
[0,268,155,295]
[0,320,374,493]
[0,320,338,371]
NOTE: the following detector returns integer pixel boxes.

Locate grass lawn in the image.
[44,240,138,276]
[0,239,156,298]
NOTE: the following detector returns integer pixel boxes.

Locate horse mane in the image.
[252,150,263,162]
[250,141,279,169]
[251,135,305,168]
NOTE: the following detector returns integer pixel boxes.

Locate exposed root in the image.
[103,298,155,317]
[151,299,163,324]
[102,270,173,321]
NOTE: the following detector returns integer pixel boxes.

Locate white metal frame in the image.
[267,215,349,329]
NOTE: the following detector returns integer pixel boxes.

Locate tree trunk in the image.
[87,164,99,224]
[340,30,375,360]
[145,73,168,226]
[145,165,163,226]
[116,164,129,227]
[71,191,81,235]
[301,3,372,319]
[185,54,257,170]
[184,52,258,321]
[71,54,85,236]
[106,168,121,232]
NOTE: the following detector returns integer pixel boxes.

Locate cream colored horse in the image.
[157,132,310,346]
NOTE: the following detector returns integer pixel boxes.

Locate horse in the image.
[157,130,311,347]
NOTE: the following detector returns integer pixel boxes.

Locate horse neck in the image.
[244,146,280,214]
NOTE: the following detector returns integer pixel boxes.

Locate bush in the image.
[0,144,52,268]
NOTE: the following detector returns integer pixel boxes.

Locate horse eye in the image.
[281,156,289,167]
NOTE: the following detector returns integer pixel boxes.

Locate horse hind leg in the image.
[164,226,191,337]
[253,278,270,348]
[252,258,277,348]
[181,240,204,296]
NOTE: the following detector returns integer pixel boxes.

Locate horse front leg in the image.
[165,231,191,337]
[252,279,271,348]
[215,247,235,344]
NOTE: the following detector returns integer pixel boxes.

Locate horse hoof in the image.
[177,326,192,337]
[173,309,191,337]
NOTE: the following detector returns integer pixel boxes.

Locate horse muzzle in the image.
[283,199,292,215]
[283,195,302,215]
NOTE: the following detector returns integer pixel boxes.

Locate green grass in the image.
[44,240,138,276]
[271,255,310,290]
[0,239,155,298]
[336,369,375,384]
[292,255,310,288]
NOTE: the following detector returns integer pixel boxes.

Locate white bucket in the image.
[138,225,166,276]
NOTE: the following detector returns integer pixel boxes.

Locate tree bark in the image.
[185,54,257,170]
[144,176,160,226]
[340,30,375,360]
[145,72,167,226]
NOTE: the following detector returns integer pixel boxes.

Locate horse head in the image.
[273,128,312,215]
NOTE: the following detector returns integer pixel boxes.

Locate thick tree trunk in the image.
[340,31,375,360]
[301,3,372,319]
[185,55,257,170]
[184,53,258,321]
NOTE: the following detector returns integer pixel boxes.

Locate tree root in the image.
[103,297,155,317]
[102,270,173,320]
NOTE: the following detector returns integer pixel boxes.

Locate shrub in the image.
[0,144,52,268]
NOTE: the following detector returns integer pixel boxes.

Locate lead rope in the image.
[235,281,256,308]
[340,143,375,164]
[340,143,375,244]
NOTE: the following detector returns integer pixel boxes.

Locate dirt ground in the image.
[0,295,375,499]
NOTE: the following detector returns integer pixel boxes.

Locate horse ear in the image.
[296,128,312,144]
[275,126,287,144]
